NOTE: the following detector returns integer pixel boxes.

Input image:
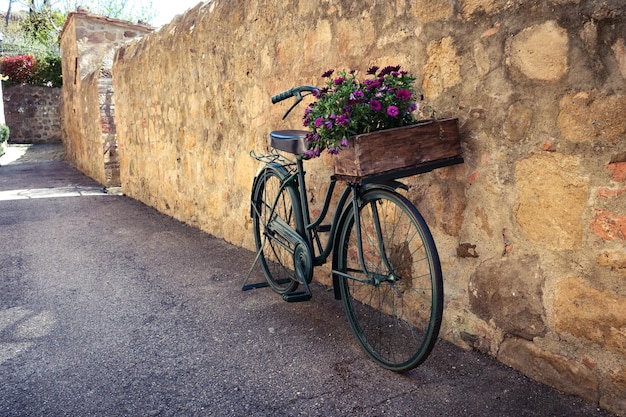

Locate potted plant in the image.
[303,65,462,178]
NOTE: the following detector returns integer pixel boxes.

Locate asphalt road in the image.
[0,145,614,416]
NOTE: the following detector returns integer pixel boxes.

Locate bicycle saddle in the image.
[269,130,308,155]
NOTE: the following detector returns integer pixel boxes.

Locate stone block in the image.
[601,368,626,417]
[422,37,461,99]
[507,21,568,81]
[469,255,546,340]
[460,0,499,18]
[596,251,626,277]
[558,92,626,143]
[613,38,626,80]
[498,337,599,403]
[514,153,588,249]
[554,277,626,355]
[503,100,534,142]
[411,0,453,22]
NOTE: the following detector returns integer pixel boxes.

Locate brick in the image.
[590,209,626,241]
[608,162,626,182]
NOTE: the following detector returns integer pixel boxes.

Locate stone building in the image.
[59,10,153,187]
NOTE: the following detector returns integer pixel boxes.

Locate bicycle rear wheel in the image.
[336,188,443,372]
[252,165,302,294]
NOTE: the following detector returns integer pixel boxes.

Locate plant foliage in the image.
[0,55,38,84]
[0,124,10,143]
[303,65,433,158]
[0,54,63,87]
[31,54,62,87]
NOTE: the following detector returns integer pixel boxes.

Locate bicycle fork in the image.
[332,184,397,298]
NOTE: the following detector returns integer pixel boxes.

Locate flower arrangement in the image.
[302,65,432,158]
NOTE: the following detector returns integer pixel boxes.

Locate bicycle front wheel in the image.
[336,188,443,372]
[252,165,302,294]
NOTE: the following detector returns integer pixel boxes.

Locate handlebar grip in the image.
[271,89,295,104]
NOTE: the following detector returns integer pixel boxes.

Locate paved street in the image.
[0,144,614,416]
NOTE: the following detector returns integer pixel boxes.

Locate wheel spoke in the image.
[338,188,443,372]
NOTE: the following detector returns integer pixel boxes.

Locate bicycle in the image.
[244,85,462,372]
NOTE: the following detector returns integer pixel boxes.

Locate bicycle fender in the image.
[249,163,292,218]
[361,180,408,193]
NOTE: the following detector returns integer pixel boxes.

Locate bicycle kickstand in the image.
[282,278,312,302]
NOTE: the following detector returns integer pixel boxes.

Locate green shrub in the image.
[32,55,62,87]
[1,54,62,87]
[0,124,9,143]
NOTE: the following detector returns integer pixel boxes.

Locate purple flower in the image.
[366,66,379,75]
[378,65,401,77]
[366,80,381,91]
[353,90,364,99]
[396,89,412,101]
[314,117,323,127]
[387,105,399,117]
[324,119,334,130]
[321,69,334,78]
[407,102,417,113]
[305,147,322,158]
[369,100,382,111]
[341,138,349,147]
[334,77,345,85]
[336,114,350,126]
[327,147,339,155]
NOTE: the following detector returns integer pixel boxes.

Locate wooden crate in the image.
[333,118,462,179]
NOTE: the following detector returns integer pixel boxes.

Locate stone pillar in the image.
[58,10,153,186]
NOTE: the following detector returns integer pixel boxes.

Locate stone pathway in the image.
[0,143,65,166]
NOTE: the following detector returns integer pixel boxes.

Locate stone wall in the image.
[110,1,625,414]
[3,84,61,144]
[59,11,152,186]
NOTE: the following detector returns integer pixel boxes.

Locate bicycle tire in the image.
[252,165,302,294]
[336,188,443,372]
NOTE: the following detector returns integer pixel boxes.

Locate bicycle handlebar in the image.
[271,85,318,120]
[271,85,317,104]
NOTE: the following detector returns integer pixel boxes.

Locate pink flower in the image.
[396,89,412,101]
[387,105,399,117]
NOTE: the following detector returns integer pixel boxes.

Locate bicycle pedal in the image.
[282,292,312,303]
